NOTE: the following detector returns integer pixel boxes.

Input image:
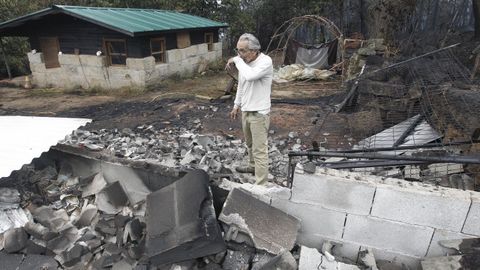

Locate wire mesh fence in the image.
[289,44,480,191]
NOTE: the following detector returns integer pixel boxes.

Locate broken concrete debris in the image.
[299,246,361,270]
[146,170,225,265]
[422,237,480,270]
[61,126,292,186]
[219,187,300,255]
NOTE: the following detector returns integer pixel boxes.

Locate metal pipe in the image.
[319,160,428,169]
[392,115,424,147]
[311,140,480,154]
[288,151,480,164]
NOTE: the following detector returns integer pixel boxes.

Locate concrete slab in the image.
[219,188,300,255]
[146,170,225,265]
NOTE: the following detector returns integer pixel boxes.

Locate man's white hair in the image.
[238,33,261,51]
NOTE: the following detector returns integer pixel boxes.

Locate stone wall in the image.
[241,168,480,269]
[27,42,223,89]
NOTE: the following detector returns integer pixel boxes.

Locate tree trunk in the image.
[0,38,12,80]
[474,0,480,39]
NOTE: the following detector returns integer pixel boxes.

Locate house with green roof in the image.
[0,5,228,89]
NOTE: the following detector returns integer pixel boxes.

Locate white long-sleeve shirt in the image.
[233,53,273,114]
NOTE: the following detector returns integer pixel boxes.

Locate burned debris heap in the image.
[0,158,304,269]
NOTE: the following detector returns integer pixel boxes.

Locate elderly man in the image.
[226,33,273,185]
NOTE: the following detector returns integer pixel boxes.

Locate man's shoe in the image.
[235,166,255,174]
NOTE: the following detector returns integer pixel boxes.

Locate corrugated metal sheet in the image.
[354,114,442,155]
[0,5,227,36]
[0,116,91,178]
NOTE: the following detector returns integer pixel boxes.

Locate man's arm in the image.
[233,55,272,81]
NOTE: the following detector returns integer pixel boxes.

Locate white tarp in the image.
[295,47,329,69]
[0,116,91,178]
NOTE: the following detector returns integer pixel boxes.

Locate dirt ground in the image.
[0,72,349,148]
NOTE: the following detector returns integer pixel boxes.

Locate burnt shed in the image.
[0,5,227,89]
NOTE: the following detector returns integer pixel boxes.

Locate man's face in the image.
[236,40,257,63]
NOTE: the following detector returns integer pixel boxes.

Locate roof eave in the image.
[0,7,57,32]
[132,25,228,37]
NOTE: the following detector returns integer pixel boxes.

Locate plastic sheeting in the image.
[274,64,335,83]
[295,47,329,69]
[0,116,91,178]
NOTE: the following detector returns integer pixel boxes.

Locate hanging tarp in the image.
[294,39,338,69]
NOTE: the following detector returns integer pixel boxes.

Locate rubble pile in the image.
[0,160,372,269]
[61,125,303,186]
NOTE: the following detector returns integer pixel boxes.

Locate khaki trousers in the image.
[242,111,270,185]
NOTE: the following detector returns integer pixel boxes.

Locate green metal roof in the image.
[0,5,227,37]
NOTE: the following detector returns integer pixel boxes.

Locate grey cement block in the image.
[59,54,81,66]
[79,55,104,67]
[146,170,225,265]
[371,184,471,231]
[343,214,434,257]
[220,188,300,255]
[426,229,477,257]
[272,199,346,240]
[291,173,376,215]
[462,193,480,235]
[27,52,43,64]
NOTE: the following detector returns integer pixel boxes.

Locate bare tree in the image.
[473,0,480,39]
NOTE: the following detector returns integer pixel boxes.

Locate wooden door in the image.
[39,37,60,68]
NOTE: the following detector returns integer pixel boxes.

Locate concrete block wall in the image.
[241,169,480,269]
[27,41,222,89]
[147,41,223,85]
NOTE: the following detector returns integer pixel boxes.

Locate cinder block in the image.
[371,183,471,231]
[78,55,105,67]
[271,199,346,240]
[30,63,46,73]
[426,229,477,257]
[462,192,480,235]
[126,57,155,71]
[197,43,208,55]
[27,52,43,64]
[58,54,80,66]
[166,49,182,62]
[183,45,198,58]
[291,173,376,215]
[343,214,434,257]
[213,42,222,51]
